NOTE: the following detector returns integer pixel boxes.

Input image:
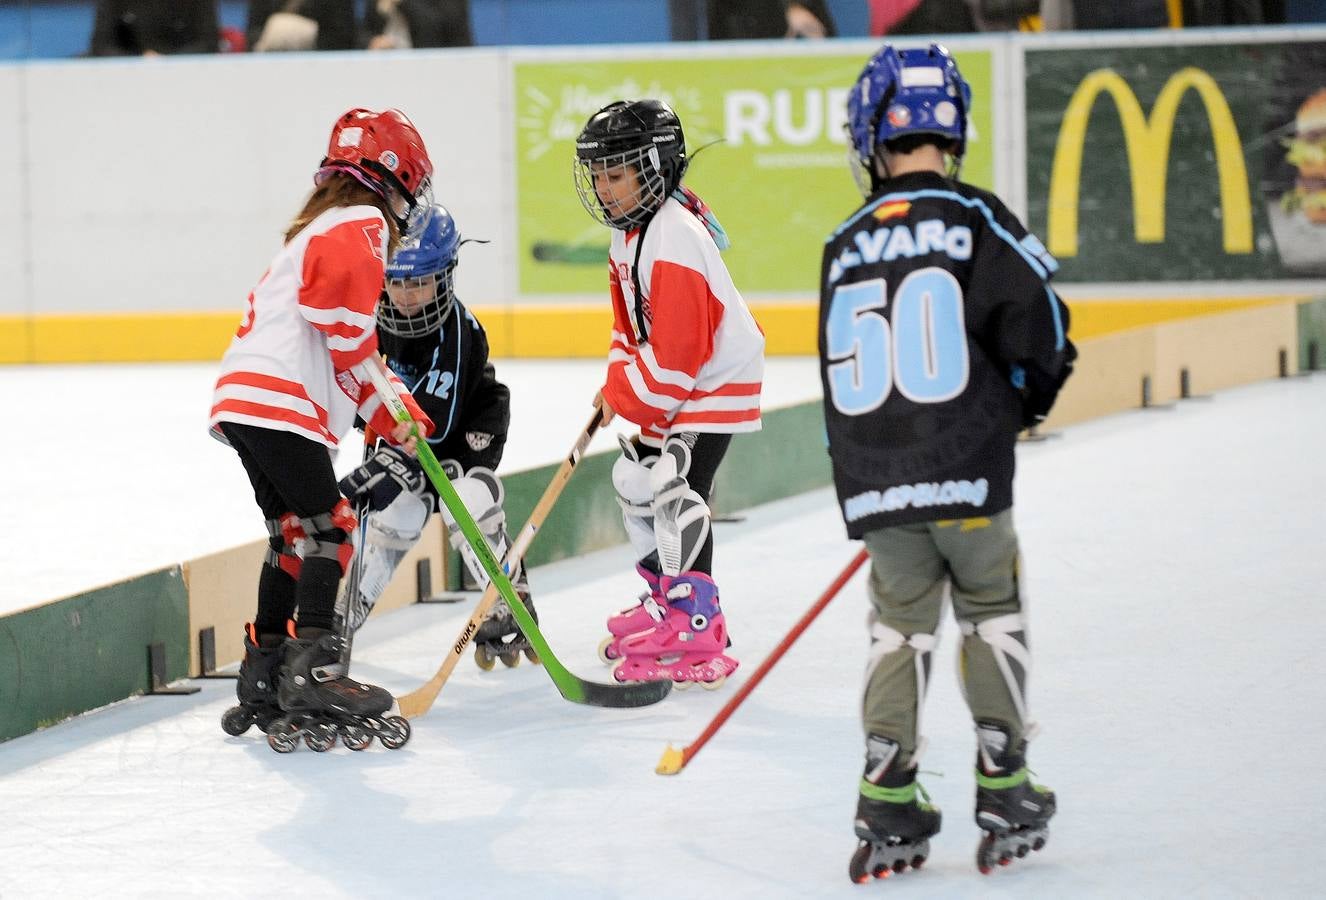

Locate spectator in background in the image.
[247,0,357,52]
[870,0,977,35]
[1183,0,1279,22]
[89,0,218,56]
[1042,0,1283,28]
[364,0,474,49]
[707,1,838,39]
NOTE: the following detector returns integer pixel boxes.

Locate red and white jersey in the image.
[603,196,765,444]
[210,205,401,448]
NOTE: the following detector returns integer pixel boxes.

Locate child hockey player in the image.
[819,45,1075,879]
[213,107,435,751]
[572,99,765,689]
[335,203,537,671]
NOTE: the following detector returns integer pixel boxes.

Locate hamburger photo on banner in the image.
[1282,88,1326,225]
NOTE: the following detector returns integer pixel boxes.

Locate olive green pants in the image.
[861,509,1032,766]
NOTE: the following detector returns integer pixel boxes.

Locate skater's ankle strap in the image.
[975,767,1030,790]
[859,778,931,806]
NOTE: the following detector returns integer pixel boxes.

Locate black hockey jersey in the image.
[379,299,511,476]
[818,171,1075,539]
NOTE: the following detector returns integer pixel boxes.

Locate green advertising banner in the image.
[515,50,994,296]
[1026,41,1326,282]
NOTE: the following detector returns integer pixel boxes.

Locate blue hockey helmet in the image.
[379,204,460,338]
[846,43,972,193]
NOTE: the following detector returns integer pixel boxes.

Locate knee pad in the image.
[649,433,707,574]
[654,488,711,575]
[865,618,937,768]
[441,466,522,592]
[443,467,506,549]
[366,490,430,549]
[347,490,431,633]
[613,442,658,561]
[297,498,358,574]
[265,513,305,578]
[957,613,1033,760]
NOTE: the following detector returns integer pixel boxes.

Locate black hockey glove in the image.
[339,445,427,511]
[1014,344,1077,428]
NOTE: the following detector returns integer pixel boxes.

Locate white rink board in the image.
[19,50,510,315]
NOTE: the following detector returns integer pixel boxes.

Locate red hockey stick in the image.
[656,548,870,775]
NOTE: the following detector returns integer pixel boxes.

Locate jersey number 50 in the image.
[825,268,969,416]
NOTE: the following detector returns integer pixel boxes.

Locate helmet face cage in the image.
[573,100,687,229]
[845,44,972,195]
[380,268,455,338]
[378,204,460,338]
[573,146,671,229]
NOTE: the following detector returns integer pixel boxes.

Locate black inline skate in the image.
[474,578,540,671]
[220,624,284,737]
[265,628,410,753]
[848,736,941,884]
[973,726,1056,874]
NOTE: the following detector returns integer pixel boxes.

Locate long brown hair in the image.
[285,171,402,252]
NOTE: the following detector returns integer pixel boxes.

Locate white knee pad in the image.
[654,488,711,575]
[613,442,658,561]
[957,613,1033,736]
[444,467,507,548]
[650,435,708,575]
[344,490,429,633]
[866,617,938,767]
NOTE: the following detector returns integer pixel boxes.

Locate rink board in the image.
[0,569,190,743]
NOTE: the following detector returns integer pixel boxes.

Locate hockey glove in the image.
[1012,344,1077,428]
[339,445,427,512]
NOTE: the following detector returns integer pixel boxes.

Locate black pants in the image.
[637,432,732,575]
[221,422,345,636]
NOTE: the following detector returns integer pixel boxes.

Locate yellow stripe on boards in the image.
[0,296,1306,364]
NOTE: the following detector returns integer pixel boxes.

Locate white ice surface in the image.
[0,366,1324,898]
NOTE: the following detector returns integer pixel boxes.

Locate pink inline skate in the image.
[597,564,666,664]
[611,572,739,690]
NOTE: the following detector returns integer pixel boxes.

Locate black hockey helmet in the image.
[573,99,689,229]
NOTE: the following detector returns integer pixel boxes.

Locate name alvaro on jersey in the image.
[828,217,973,285]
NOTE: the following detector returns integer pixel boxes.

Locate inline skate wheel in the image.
[379,715,411,750]
[700,675,727,691]
[474,644,497,671]
[848,842,887,883]
[267,725,299,754]
[341,725,373,751]
[499,649,521,668]
[523,646,540,665]
[597,636,618,665]
[304,723,338,752]
[220,706,255,736]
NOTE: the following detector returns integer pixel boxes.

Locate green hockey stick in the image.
[361,355,672,709]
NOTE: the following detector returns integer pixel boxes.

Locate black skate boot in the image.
[474,576,540,670]
[973,722,1056,874]
[848,735,941,884]
[220,624,284,737]
[266,627,411,753]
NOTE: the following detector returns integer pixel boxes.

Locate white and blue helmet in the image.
[846,43,972,193]
[379,204,461,338]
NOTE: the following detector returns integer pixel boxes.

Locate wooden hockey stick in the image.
[394,403,603,717]
[360,355,671,713]
[656,548,869,775]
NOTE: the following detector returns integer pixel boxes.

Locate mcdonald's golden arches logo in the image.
[1048,67,1252,258]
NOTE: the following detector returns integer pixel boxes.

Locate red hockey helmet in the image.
[316,108,434,229]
